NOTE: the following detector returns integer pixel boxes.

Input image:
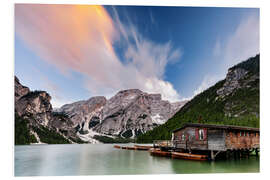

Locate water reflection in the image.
[170,156,259,174]
[15,144,259,176]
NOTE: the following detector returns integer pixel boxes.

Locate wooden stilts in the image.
[255,148,259,157]
[211,150,215,161]
[226,151,229,159]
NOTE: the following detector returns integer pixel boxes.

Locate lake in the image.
[15,144,259,176]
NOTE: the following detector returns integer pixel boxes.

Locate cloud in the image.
[213,39,221,57]
[223,14,259,71]
[194,75,223,95]
[186,14,259,101]
[182,75,222,101]
[30,66,73,108]
[15,4,182,104]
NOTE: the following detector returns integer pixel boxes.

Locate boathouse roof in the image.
[172,123,259,133]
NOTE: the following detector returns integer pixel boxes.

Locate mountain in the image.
[136,54,260,143]
[14,77,83,145]
[57,89,187,141]
[14,76,187,144]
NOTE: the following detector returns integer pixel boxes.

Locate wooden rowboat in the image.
[134,145,153,150]
[126,146,137,150]
[171,152,208,161]
[113,145,121,149]
[149,148,171,157]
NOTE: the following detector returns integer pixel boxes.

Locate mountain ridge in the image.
[136,54,260,143]
[56,88,187,141]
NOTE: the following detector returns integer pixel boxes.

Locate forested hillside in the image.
[136,54,260,143]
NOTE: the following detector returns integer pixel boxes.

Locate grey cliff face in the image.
[15,76,30,101]
[15,91,53,126]
[216,60,259,118]
[56,96,107,134]
[58,89,187,139]
[15,76,53,126]
[15,76,79,142]
[217,68,248,98]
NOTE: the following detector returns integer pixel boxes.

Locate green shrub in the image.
[15,114,37,145]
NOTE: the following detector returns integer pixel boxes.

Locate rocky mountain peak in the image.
[216,68,248,98]
[15,76,81,143]
[217,55,259,99]
[15,90,53,126]
[116,89,143,95]
[58,88,188,141]
[15,76,30,101]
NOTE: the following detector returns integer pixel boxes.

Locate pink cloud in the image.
[15,4,182,104]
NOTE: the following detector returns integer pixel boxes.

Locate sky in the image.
[14,5,259,108]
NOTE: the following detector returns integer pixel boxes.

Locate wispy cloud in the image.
[15,4,182,104]
[30,66,73,108]
[223,14,259,70]
[213,39,221,57]
[186,13,259,100]
[182,75,222,101]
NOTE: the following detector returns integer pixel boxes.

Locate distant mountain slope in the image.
[14,77,84,145]
[14,76,187,144]
[57,89,187,141]
[136,54,259,143]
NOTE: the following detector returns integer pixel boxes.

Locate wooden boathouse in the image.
[153,123,259,160]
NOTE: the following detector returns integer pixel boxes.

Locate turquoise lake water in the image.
[15,144,259,176]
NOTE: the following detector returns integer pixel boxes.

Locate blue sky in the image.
[15,5,259,108]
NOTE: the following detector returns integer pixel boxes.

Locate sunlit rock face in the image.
[15,76,30,101]
[217,68,248,98]
[15,76,52,126]
[58,89,188,139]
[56,96,107,134]
[15,76,80,142]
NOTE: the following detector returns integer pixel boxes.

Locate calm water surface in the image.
[15,144,259,176]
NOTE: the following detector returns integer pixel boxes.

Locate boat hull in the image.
[134,145,153,151]
[149,149,171,157]
[171,152,208,161]
[113,145,121,149]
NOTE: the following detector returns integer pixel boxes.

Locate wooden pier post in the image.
[211,150,215,161]
[226,151,229,159]
[255,148,259,157]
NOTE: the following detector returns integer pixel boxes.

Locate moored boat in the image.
[171,152,208,161]
[126,146,137,150]
[149,148,171,157]
[113,145,121,149]
[134,145,152,151]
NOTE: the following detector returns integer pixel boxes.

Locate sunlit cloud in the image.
[189,14,259,100]
[223,14,259,69]
[15,4,182,105]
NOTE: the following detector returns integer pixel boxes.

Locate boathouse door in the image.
[207,129,226,151]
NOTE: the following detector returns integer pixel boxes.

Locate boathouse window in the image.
[199,129,204,140]
[182,134,185,141]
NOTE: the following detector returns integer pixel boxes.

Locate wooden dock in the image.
[113,145,153,151]
[114,145,209,161]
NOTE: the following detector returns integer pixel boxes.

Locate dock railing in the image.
[153,140,180,149]
[153,140,190,150]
